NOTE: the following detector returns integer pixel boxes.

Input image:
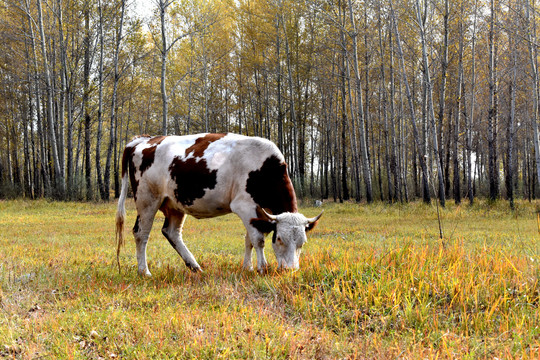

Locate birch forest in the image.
[0,0,537,206]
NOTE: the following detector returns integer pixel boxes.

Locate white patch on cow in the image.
[208,151,227,168]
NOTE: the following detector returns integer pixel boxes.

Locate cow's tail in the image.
[116,150,130,273]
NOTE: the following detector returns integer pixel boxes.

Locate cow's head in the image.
[252,207,323,270]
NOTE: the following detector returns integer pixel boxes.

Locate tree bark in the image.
[347,0,372,202]
[415,0,445,207]
[388,27,402,201]
[507,2,517,209]
[105,0,126,199]
[389,0,430,204]
[437,0,449,200]
[525,0,540,190]
[159,0,170,135]
[96,0,106,199]
[487,0,499,201]
[454,8,465,205]
[377,2,393,202]
[83,0,92,200]
[37,0,65,198]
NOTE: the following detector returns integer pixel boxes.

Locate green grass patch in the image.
[1,199,539,358]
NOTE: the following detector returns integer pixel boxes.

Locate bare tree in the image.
[414,0,445,207]
[82,0,93,200]
[525,0,540,189]
[347,0,373,202]
[507,0,518,209]
[487,0,499,201]
[104,0,126,199]
[389,0,430,204]
[37,0,65,197]
[96,0,106,199]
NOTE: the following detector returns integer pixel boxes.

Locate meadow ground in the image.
[0,199,539,359]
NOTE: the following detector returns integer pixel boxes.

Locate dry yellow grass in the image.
[0,199,539,358]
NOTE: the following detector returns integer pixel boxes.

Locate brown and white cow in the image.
[116,133,322,275]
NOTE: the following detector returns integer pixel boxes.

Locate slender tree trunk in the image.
[56,0,74,199]
[83,0,92,200]
[507,3,517,209]
[96,0,106,199]
[22,11,35,198]
[275,15,284,150]
[345,54,361,202]
[415,0,445,207]
[347,0,372,202]
[389,29,402,201]
[66,90,74,198]
[525,0,540,188]
[37,0,65,198]
[338,1,349,201]
[25,0,50,196]
[56,0,66,190]
[454,14,464,205]
[105,0,126,199]
[378,2,393,201]
[187,34,194,133]
[389,0,430,204]
[202,33,209,132]
[280,6,299,185]
[437,0,449,200]
[445,109,452,197]
[487,0,499,201]
[160,0,170,135]
[465,0,478,205]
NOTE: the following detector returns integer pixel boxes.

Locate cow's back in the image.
[124,133,296,218]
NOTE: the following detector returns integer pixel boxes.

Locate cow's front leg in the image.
[243,234,254,271]
[248,230,268,273]
[254,239,268,273]
[161,208,202,272]
[231,201,268,273]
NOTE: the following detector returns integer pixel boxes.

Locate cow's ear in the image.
[250,218,276,234]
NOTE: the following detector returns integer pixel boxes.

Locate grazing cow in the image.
[116,133,322,275]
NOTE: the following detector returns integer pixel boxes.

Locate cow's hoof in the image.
[243,265,254,272]
[138,270,152,277]
[186,263,202,273]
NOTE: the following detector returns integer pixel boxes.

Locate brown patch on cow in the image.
[140,147,157,175]
[250,217,277,234]
[246,155,297,214]
[128,155,139,201]
[168,156,218,206]
[148,135,167,145]
[185,133,227,158]
[121,144,140,200]
[121,145,136,178]
[140,136,167,175]
[133,215,140,234]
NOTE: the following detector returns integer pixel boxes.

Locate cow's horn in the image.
[307,211,323,224]
[261,207,278,221]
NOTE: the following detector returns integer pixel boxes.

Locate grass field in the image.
[0,199,539,359]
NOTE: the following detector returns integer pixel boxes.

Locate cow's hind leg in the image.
[133,202,160,277]
[161,201,202,272]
